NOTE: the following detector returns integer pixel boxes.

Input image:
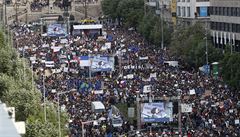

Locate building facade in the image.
[210,0,240,52]
[177,0,210,25]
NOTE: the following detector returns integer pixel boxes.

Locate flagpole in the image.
[89,54,92,79]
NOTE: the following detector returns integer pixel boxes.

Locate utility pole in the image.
[57,90,71,137]
[83,0,88,19]
[14,2,19,25]
[57,93,61,137]
[4,0,7,25]
[40,18,43,34]
[43,75,47,123]
[144,0,147,16]
[161,0,164,49]
[89,54,92,79]
[31,63,34,91]
[67,16,70,34]
[205,21,209,65]
[178,89,182,136]
[136,91,141,130]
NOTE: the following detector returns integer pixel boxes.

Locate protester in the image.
[30,0,49,11]
[12,22,240,137]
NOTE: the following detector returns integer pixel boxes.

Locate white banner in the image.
[30,56,36,61]
[181,104,193,113]
[143,85,151,93]
[139,56,149,60]
[93,90,104,94]
[189,89,196,95]
[126,74,134,79]
[51,46,62,52]
[45,61,55,68]
[216,32,219,44]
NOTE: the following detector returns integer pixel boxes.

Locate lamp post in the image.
[57,90,72,137]
[177,89,182,136]
[160,0,164,49]
[43,75,47,123]
[136,91,141,130]
[14,1,20,25]
[40,18,43,35]
[4,0,7,25]
[81,121,94,137]
[205,21,209,65]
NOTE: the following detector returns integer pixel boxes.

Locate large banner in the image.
[91,56,114,72]
[141,102,173,123]
[47,24,67,37]
[200,7,208,17]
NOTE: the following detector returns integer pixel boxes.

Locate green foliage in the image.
[221,53,240,90]
[101,0,171,47]
[0,30,69,136]
[25,120,58,137]
[101,0,121,19]
[169,23,223,68]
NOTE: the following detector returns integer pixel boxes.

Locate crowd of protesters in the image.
[30,0,49,11]
[12,21,240,137]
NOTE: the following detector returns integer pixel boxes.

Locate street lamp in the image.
[43,75,47,123]
[57,90,72,137]
[156,0,164,49]
[177,89,182,136]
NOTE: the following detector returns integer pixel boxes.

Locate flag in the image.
[79,56,91,66]
[212,31,215,43]
[108,108,113,119]
[224,32,227,45]
[228,32,231,44]
[232,33,235,45]
[220,32,223,44]
[45,61,55,68]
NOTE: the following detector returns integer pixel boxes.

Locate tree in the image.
[169,23,223,68]
[101,0,121,20]
[0,30,69,136]
[24,120,58,137]
[221,53,240,90]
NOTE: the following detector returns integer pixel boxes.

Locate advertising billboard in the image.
[141,102,173,123]
[91,56,114,72]
[47,24,67,37]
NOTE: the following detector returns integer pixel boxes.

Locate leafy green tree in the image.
[221,53,240,90]
[101,0,121,20]
[24,120,58,137]
[0,30,69,136]
[169,23,223,68]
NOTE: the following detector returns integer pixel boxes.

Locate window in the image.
[219,7,223,15]
[232,24,237,33]
[237,24,240,33]
[216,7,219,15]
[228,7,232,16]
[182,7,186,17]
[212,7,216,15]
[187,7,190,17]
[237,8,240,17]
[177,6,181,16]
